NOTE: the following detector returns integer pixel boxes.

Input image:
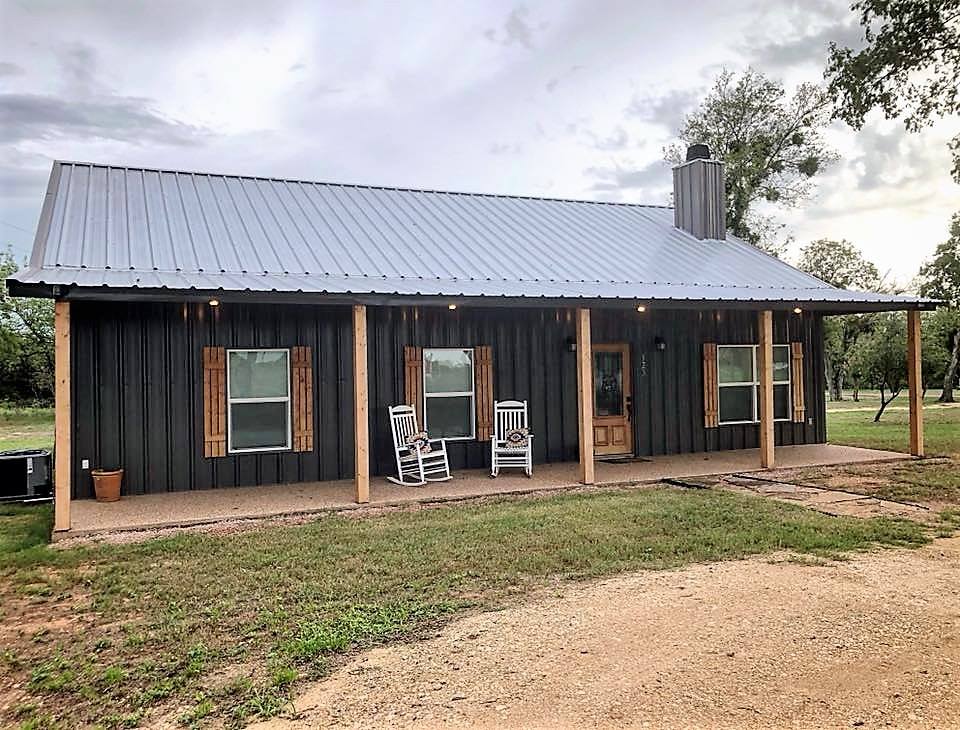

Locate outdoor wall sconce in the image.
[793,307,803,314]
[565,336,576,353]
[208,299,220,307]
[654,336,666,351]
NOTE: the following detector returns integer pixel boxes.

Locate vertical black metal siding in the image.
[70,301,826,498]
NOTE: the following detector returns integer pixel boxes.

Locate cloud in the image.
[0,61,24,77]
[587,159,671,192]
[626,88,701,130]
[489,141,523,155]
[744,21,863,69]
[584,126,630,152]
[544,64,584,93]
[58,42,99,90]
[484,7,544,49]
[0,93,210,147]
[848,124,947,192]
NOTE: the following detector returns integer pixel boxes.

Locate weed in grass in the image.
[179,693,215,727]
[29,655,75,693]
[100,666,126,686]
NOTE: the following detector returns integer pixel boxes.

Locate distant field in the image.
[826,393,959,458]
[0,406,54,452]
[825,389,949,412]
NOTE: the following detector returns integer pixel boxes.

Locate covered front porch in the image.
[67,443,908,537]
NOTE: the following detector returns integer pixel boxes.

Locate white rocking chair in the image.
[490,400,533,477]
[387,404,452,486]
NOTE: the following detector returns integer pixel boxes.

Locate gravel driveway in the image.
[255,538,960,729]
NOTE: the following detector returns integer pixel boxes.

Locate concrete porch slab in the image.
[66,444,910,537]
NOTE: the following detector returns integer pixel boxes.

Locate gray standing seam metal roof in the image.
[9,161,932,308]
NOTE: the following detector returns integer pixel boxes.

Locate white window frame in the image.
[226,348,292,454]
[717,344,791,426]
[422,347,476,441]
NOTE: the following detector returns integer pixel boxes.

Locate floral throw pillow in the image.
[504,427,529,448]
[406,431,432,456]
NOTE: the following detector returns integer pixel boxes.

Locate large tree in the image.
[918,211,960,401]
[666,69,836,253]
[826,0,960,181]
[797,238,881,400]
[0,249,54,404]
[848,313,907,421]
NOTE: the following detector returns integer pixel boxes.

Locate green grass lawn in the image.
[826,401,960,457]
[0,488,927,729]
[0,406,54,452]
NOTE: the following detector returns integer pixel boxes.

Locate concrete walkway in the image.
[66,444,909,537]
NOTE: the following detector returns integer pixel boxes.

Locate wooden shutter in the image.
[292,346,314,452]
[202,347,227,457]
[474,345,494,441]
[703,342,719,428]
[404,346,424,427]
[791,341,806,423]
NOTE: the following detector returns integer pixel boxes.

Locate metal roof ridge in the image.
[51,160,674,210]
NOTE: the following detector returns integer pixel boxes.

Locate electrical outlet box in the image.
[81,459,90,469]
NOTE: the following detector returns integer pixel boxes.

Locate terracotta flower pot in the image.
[92,468,123,502]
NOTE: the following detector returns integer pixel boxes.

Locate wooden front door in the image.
[592,343,633,456]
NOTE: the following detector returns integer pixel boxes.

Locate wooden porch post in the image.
[575,307,595,484]
[54,301,71,532]
[757,310,775,468]
[907,309,924,457]
[352,304,370,503]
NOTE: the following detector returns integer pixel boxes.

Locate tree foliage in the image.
[918,211,960,400]
[667,68,836,253]
[848,313,908,421]
[797,239,882,400]
[0,249,54,405]
[825,0,960,181]
[797,238,881,290]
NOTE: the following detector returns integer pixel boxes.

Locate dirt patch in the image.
[254,538,960,729]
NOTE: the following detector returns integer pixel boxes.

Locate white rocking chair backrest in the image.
[494,400,528,439]
[389,405,419,451]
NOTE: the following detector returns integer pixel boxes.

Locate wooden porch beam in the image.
[907,309,924,457]
[757,310,775,468]
[54,301,71,531]
[352,304,370,503]
[575,307,595,484]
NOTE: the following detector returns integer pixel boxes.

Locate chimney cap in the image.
[685,143,711,162]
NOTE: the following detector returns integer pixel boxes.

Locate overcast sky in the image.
[1,0,957,284]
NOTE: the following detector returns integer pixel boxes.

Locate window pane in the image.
[718,347,753,383]
[774,384,790,420]
[229,351,289,399]
[425,396,472,438]
[231,402,288,450]
[719,385,754,422]
[424,349,473,393]
[594,351,624,416]
[773,346,791,383]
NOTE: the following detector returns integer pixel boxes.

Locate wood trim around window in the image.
[790,342,805,423]
[292,346,314,452]
[702,342,719,428]
[474,345,494,441]
[202,346,227,457]
[404,346,424,428]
